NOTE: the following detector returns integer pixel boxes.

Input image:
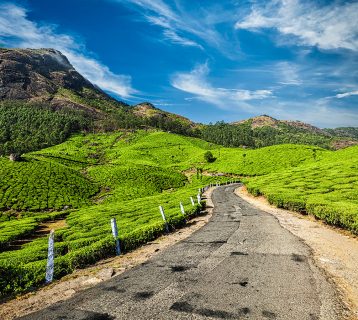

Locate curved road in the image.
[20,184,342,320]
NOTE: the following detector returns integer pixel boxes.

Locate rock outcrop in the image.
[0,48,97,100]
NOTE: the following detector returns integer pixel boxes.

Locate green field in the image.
[0,130,357,297]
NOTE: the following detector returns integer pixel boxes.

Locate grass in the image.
[0,130,357,296]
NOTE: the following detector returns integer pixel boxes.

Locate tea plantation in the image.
[0,130,357,296]
[244,145,358,234]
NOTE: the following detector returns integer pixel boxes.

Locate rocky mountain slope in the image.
[0,48,127,116]
[133,102,196,127]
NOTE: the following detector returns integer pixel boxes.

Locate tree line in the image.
[0,100,335,157]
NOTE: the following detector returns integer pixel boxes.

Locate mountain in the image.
[233,115,328,135]
[0,48,357,155]
[133,102,196,127]
[0,48,127,115]
[229,115,357,149]
[0,48,141,156]
[1,48,94,100]
[0,48,198,156]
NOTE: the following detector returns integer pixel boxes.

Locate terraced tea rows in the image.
[0,159,98,211]
[245,146,358,233]
[1,130,357,297]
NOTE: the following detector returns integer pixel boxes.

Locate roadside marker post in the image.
[159,206,169,233]
[180,202,187,223]
[180,202,185,215]
[45,229,55,284]
[190,196,195,206]
[197,194,201,204]
[111,218,121,256]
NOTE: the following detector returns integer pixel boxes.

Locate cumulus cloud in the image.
[0,3,135,97]
[235,0,358,51]
[171,63,273,110]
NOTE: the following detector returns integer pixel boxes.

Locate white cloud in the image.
[162,29,203,49]
[171,63,273,110]
[120,0,233,53]
[171,63,358,127]
[235,0,358,51]
[275,61,302,86]
[335,90,358,99]
[0,3,135,98]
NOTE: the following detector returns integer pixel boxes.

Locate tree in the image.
[204,151,216,163]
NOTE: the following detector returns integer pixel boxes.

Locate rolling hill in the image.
[0,130,357,297]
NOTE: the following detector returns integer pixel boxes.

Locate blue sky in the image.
[0,0,357,127]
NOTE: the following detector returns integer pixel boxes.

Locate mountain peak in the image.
[133,102,157,112]
[0,47,99,101]
[233,114,279,128]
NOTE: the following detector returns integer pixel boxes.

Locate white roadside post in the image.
[45,229,55,284]
[197,193,201,204]
[111,218,121,256]
[180,202,187,223]
[159,206,169,233]
[180,202,185,216]
[190,196,195,206]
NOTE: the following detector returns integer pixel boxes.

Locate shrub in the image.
[204,151,216,163]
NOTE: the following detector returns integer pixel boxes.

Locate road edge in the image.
[235,185,357,320]
[0,188,217,320]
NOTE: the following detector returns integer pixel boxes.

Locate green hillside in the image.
[244,146,358,233]
[0,130,357,297]
[0,158,98,211]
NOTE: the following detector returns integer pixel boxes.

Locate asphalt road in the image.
[19,184,342,320]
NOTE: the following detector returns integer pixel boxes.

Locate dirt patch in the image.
[39,219,67,232]
[236,186,358,319]
[4,219,67,251]
[0,188,215,320]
